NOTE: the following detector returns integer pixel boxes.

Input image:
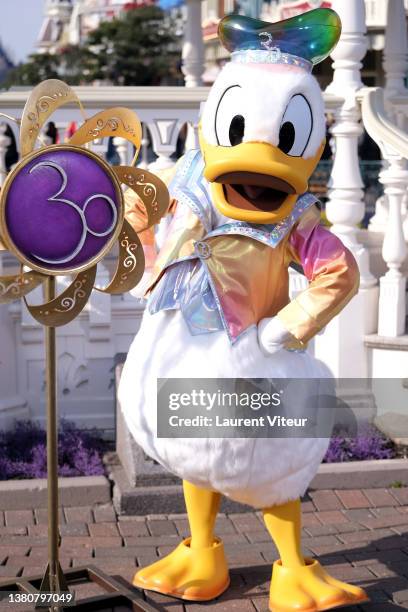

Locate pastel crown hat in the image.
[218,8,342,72]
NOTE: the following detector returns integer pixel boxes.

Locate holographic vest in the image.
[148,150,318,344]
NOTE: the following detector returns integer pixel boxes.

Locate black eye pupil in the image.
[278,122,295,154]
[229,115,245,146]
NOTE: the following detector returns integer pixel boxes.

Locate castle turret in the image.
[37,0,74,54]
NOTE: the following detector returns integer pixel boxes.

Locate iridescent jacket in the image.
[125,150,359,347]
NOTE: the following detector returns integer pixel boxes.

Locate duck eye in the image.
[278,122,295,154]
[215,85,246,147]
[278,94,313,157]
[229,115,245,146]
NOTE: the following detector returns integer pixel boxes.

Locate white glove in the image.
[257,316,293,356]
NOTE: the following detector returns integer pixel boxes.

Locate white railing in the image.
[1,0,408,428]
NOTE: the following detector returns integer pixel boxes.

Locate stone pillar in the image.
[182,0,205,87]
[315,0,378,377]
[325,0,377,294]
[383,0,408,99]
[0,123,11,187]
[378,156,408,336]
[113,136,131,165]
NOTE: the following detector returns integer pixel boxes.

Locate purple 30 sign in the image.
[2,146,123,274]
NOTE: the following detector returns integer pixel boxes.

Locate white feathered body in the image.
[119,308,331,509]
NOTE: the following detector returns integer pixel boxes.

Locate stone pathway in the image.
[1,488,408,610]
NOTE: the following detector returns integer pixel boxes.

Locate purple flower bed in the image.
[0,420,108,480]
[324,424,396,463]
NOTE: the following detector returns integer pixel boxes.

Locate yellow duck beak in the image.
[199,126,324,224]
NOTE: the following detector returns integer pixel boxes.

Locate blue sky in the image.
[1,0,44,64]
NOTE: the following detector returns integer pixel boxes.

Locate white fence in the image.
[0,0,408,430]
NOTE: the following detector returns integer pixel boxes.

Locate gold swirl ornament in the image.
[0,79,170,326]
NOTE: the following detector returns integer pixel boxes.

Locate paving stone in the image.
[147,520,178,536]
[251,596,270,612]
[34,508,65,525]
[301,512,322,527]
[59,522,89,537]
[377,535,408,551]
[362,605,408,611]
[309,540,377,556]
[363,488,397,508]
[0,511,4,527]
[326,563,374,582]
[394,589,408,604]
[88,522,120,537]
[93,504,117,523]
[304,524,339,537]
[71,581,106,601]
[60,536,94,549]
[301,500,316,513]
[145,590,185,611]
[123,535,180,548]
[21,566,47,577]
[382,577,408,597]
[242,532,271,544]
[5,555,66,568]
[71,558,97,567]
[2,489,408,610]
[372,506,403,518]
[228,513,264,533]
[337,527,394,543]
[0,536,47,546]
[173,518,190,537]
[390,488,408,505]
[317,510,349,525]
[344,508,376,522]
[303,535,341,548]
[1,546,31,558]
[360,515,408,530]
[368,562,407,578]
[27,524,48,537]
[186,598,256,611]
[89,558,136,572]
[4,511,34,527]
[56,551,90,563]
[136,551,160,567]
[118,521,149,537]
[331,522,363,534]
[94,546,141,558]
[336,490,370,509]
[215,518,238,535]
[0,527,27,536]
[0,565,22,577]
[346,549,408,566]
[63,535,122,548]
[309,490,342,511]
[64,506,94,523]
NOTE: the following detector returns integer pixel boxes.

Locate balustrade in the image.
[2,0,408,425]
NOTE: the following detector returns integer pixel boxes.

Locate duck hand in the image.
[257,316,293,356]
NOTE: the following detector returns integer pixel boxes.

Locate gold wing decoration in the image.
[20,79,86,158]
[0,270,46,305]
[25,267,97,326]
[0,79,170,327]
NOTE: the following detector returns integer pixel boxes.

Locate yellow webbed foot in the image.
[269,558,369,612]
[133,537,230,601]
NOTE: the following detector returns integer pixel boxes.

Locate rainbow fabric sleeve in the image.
[278,206,360,345]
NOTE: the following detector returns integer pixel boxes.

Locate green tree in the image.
[5,53,60,87]
[5,6,181,89]
[85,6,181,85]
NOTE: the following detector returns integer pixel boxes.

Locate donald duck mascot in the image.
[119,8,369,611]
